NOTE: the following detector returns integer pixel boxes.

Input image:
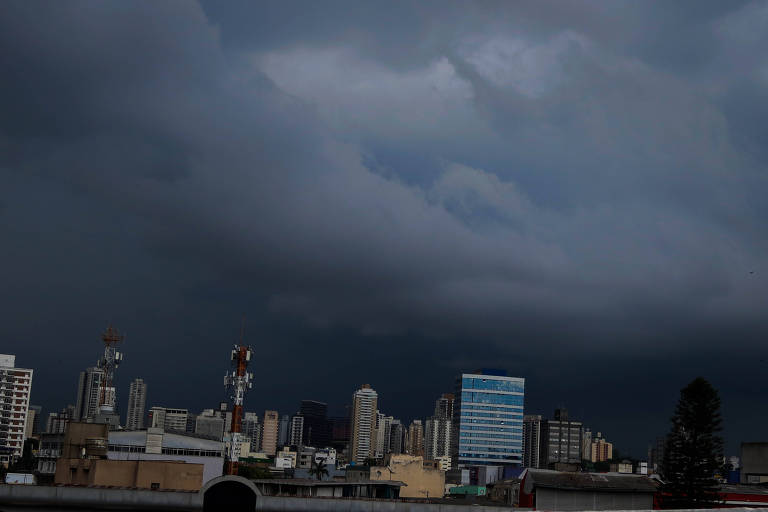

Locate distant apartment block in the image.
[0,354,33,463]
[452,370,525,467]
[126,378,147,430]
[406,419,424,456]
[289,414,304,447]
[523,414,543,468]
[541,408,583,467]
[262,410,279,456]
[590,432,613,463]
[425,393,453,461]
[74,366,104,421]
[148,407,188,432]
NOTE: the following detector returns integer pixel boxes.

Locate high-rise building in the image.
[375,412,393,459]
[74,367,104,421]
[329,413,351,454]
[452,370,525,468]
[290,415,304,446]
[25,405,41,439]
[243,412,261,451]
[148,407,188,432]
[425,393,453,461]
[278,414,289,447]
[350,384,378,464]
[0,354,33,464]
[407,420,424,456]
[299,400,330,448]
[540,408,583,467]
[523,414,542,468]
[582,427,592,461]
[126,378,147,430]
[389,419,405,454]
[649,436,666,474]
[590,432,613,462]
[262,410,279,456]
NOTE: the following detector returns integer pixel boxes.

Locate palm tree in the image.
[308,458,329,481]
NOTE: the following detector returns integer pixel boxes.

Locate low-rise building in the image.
[370,454,445,499]
[610,460,634,474]
[519,469,657,510]
[251,478,402,498]
[56,459,203,490]
[741,442,768,484]
[108,428,224,484]
[53,422,207,491]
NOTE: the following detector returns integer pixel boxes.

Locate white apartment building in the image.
[126,378,147,430]
[0,354,33,463]
[351,384,378,464]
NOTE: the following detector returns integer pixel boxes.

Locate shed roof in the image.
[523,469,658,494]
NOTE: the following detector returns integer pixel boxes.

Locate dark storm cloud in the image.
[2,1,767,454]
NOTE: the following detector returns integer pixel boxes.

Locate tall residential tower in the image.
[0,354,33,464]
[350,384,378,464]
[126,378,147,430]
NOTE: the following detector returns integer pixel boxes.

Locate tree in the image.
[662,377,724,509]
[308,458,329,481]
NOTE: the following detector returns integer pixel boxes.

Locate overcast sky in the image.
[2,1,767,457]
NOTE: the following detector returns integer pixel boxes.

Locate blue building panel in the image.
[453,371,525,468]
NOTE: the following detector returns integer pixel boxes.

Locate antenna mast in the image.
[223,317,253,475]
[98,324,124,410]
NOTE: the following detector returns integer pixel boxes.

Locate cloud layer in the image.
[1,0,767,454]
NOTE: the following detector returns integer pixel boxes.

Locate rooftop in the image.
[523,469,658,494]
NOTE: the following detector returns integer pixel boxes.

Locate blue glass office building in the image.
[452,369,524,467]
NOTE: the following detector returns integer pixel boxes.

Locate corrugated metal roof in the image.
[108,430,223,450]
[523,469,658,494]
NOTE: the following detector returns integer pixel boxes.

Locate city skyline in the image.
[2,0,768,461]
[16,332,753,460]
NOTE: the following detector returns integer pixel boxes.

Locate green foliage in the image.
[308,458,330,481]
[662,377,724,509]
[237,464,273,479]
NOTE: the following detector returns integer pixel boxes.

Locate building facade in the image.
[278,414,289,446]
[425,393,453,461]
[74,366,104,421]
[242,412,261,451]
[148,407,188,432]
[289,414,304,447]
[0,354,33,463]
[350,384,378,463]
[262,410,279,456]
[541,408,583,467]
[452,370,525,467]
[389,419,404,455]
[407,420,424,456]
[299,400,330,448]
[375,413,393,460]
[591,432,613,463]
[126,378,147,430]
[523,414,542,468]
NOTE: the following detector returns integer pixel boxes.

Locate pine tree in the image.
[662,377,724,509]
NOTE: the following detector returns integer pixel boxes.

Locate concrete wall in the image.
[741,442,768,484]
[536,488,653,511]
[54,458,203,491]
[108,450,223,484]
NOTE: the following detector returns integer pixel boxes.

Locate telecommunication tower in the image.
[98,324,124,409]
[223,322,253,475]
